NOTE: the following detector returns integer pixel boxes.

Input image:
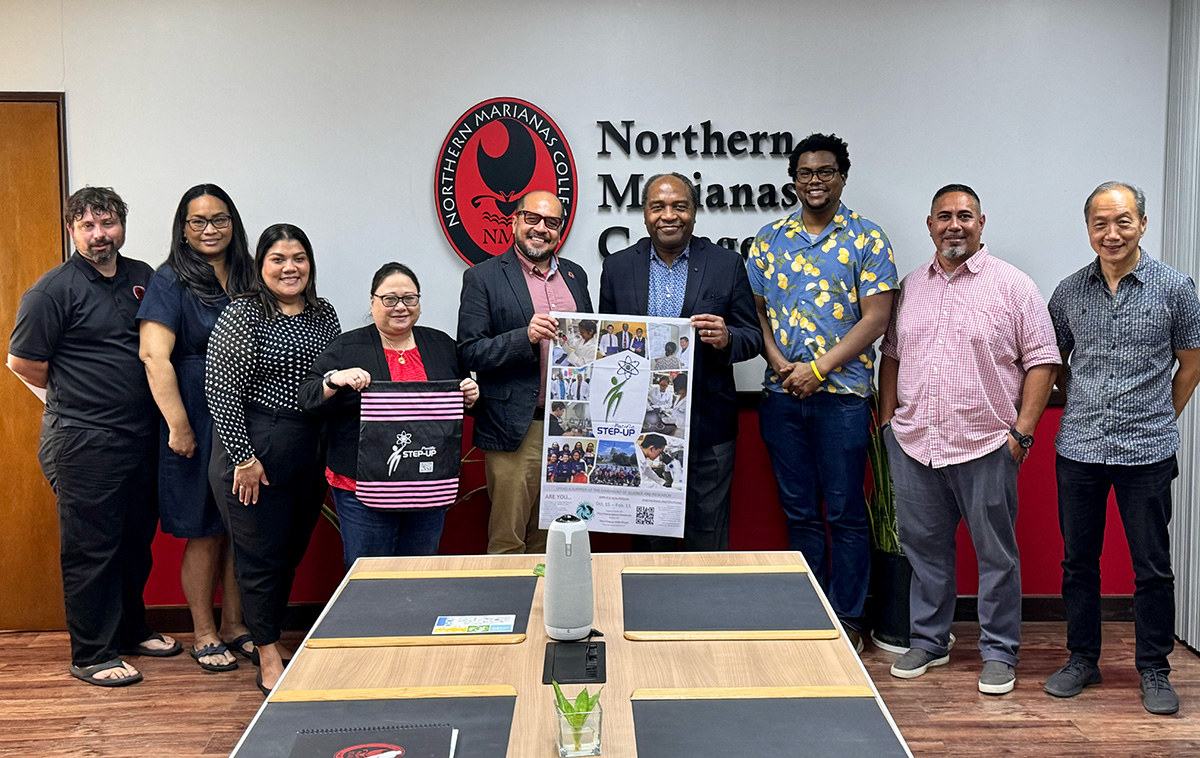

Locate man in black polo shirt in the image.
[7,186,179,687]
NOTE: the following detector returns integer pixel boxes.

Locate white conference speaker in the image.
[543,514,594,641]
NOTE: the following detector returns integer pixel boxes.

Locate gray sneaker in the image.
[978,660,1016,695]
[890,647,949,679]
[1044,659,1102,698]
[1140,668,1179,715]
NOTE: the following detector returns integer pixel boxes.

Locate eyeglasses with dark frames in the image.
[514,210,564,231]
[185,215,232,232]
[794,167,840,183]
[372,293,421,308]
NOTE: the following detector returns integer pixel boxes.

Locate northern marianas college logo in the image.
[435,98,577,266]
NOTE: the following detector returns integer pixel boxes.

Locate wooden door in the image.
[0,94,69,630]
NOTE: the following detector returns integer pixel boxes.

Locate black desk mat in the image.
[234,695,516,758]
[621,570,838,637]
[632,696,908,758]
[309,576,537,642]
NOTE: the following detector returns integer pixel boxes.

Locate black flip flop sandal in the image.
[190,642,239,672]
[255,671,272,697]
[69,659,143,687]
[120,631,183,658]
[223,633,256,661]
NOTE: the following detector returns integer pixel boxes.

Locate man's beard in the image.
[515,236,554,262]
[80,244,116,265]
[941,243,970,259]
[802,196,831,213]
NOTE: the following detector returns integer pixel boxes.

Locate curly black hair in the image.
[787,133,851,179]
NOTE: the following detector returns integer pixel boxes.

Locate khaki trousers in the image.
[484,420,548,554]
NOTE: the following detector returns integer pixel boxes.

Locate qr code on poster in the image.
[635,505,655,525]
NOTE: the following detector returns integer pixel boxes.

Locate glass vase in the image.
[555,701,602,757]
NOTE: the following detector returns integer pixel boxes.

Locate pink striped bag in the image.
[355,380,464,509]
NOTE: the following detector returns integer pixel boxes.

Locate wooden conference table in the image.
[231,551,912,758]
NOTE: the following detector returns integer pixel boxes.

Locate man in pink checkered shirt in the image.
[878,184,1060,696]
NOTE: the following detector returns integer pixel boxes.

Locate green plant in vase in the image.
[552,680,602,754]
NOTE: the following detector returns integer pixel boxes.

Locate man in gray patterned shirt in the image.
[1045,181,1200,715]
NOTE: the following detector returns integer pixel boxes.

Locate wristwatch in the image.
[1009,428,1034,449]
[323,369,339,390]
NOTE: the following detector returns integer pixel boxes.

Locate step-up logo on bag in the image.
[435,97,577,265]
[386,431,438,476]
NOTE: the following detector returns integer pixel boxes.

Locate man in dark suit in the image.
[619,323,633,351]
[599,173,762,550]
[458,190,593,553]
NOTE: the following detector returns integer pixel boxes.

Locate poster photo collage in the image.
[541,312,694,537]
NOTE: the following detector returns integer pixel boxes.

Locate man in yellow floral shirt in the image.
[747,133,899,649]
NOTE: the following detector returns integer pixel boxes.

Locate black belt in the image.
[246,401,313,422]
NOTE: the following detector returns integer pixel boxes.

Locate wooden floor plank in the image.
[0,623,1196,757]
[860,622,1200,757]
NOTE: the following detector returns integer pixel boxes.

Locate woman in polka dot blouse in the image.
[205,223,340,696]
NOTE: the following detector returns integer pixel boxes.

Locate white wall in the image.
[1,0,1171,388]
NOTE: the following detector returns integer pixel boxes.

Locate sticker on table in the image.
[433,614,517,634]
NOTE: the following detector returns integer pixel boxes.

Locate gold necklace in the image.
[380,332,415,363]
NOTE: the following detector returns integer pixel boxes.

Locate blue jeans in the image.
[759,391,871,629]
[1056,454,1177,672]
[331,486,448,569]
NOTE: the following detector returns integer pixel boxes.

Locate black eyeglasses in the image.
[795,168,840,183]
[185,215,232,232]
[372,293,421,308]
[515,210,564,231]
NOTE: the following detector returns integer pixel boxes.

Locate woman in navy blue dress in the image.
[137,184,256,672]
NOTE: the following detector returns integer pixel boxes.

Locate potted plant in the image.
[864,393,911,653]
[552,680,603,757]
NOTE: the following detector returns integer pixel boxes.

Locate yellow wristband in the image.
[234,456,257,471]
[810,361,825,382]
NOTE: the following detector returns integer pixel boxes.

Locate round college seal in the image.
[435,98,577,266]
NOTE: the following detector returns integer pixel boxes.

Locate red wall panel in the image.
[144,406,1136,606]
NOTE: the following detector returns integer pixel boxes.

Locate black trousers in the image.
[38,417,158,667]
[212,406,326,647]
[633,438,737,552]
[1056,454,1177,672]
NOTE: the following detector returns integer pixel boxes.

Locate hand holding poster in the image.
[539,312,694,537]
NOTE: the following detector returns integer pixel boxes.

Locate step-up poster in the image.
[540,312,694,538]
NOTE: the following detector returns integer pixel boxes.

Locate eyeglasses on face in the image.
[372,293,421,308]
[185,215,232,232]
[795,167,840,183]
[514,210,564,231]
